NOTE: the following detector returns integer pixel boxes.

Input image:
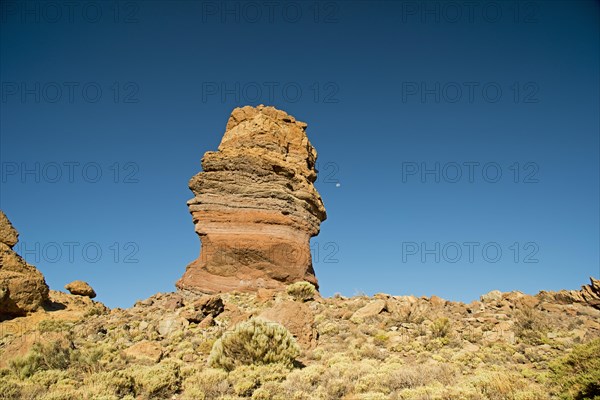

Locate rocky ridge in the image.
[1,280,599,399]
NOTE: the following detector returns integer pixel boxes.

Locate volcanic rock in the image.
[259,300,317,348]
[176,105,327,294]
[123,341,163,364]
[0,211,49,319]
[64,280,96,298]
[546,277,600,310]
[0,211,18,248]
[350,299,388,323]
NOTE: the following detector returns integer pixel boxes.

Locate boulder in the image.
[480,290,503,303]
[64,280,96,298]
[157,315,188,337]
[259,300,317,348]
[123,341,163,364]
[350,299,387,323]
[180,295,224,323]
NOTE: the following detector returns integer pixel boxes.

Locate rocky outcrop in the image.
[0,211,19,248]
[542,277,600,310]
[0,211,49,319]
[65,280,96,298]
[176,105,327,294]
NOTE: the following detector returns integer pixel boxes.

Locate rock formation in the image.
[0,210,49,319]
[542,277,600,310]
[176,105,327,294]
[0,211,19,248]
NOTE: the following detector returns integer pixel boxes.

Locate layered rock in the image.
[176,105,327,294]
[543,277,600,310]
[0,210,49,319]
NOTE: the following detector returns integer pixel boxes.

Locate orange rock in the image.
[0,211,49,319]
[259,300,317,348]
[176,106,327,294]
[64,280,96,298]
[123,341,162,364]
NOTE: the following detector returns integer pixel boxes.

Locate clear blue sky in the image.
[1,1,598,308]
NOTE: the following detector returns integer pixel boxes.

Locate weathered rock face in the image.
[176,105,327,294]
[0,211,50,319]
[0,211,19,248]
[544,277,600,310]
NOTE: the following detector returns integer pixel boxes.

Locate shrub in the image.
[0,378,21,400]
[549,338,600,400]
[373,332,389,346]
[431,318,451,339]
[38,320,73,333]
[286,282,317,302]
[514,307,548,345]
[229,364,290,396]
[471,371,526,400]
[9,342,72,379]
[82,370,135,398]
[129,361,181,398]
[182,367,230,399]
[209,318,300,371]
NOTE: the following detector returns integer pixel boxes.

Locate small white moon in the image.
[335,183,341,187]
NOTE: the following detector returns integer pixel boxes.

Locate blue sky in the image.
[1,1,598,308]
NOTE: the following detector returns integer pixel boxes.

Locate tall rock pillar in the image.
[176,105,327,294]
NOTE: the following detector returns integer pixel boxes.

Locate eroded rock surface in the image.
[0,211,49,319]
[541,277,600,310]
[177,105,327,294]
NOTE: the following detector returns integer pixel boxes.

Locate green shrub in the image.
[286,281,317,301]
[82,370,135,398]
[9,342,72,379]
[431,317,451,339]
[549,338,600,400]
[70,346,105,374]
[0,378,21,399]
[182,367,230,399]
[209,318,300,371]
[130,361,181,398]
[228,364,290,396]
[37,320,73,333]
[514,307,548,345]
